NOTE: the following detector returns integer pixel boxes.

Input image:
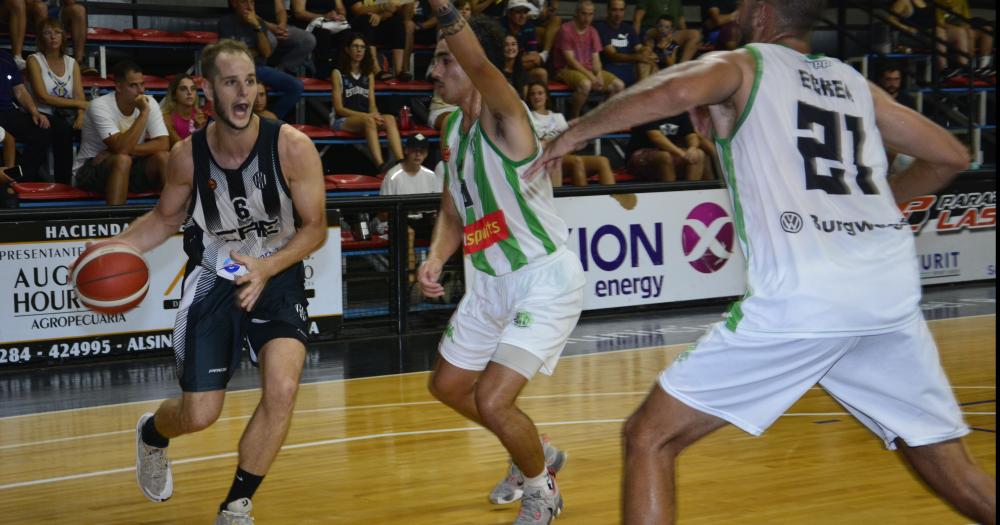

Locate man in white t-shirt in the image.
[380,133,441,195]
[73,60,170,205]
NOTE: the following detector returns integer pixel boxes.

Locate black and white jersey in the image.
[183,118,297,277]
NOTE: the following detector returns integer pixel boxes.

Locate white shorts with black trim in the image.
[439,248,585,376]
[659,315,969,449]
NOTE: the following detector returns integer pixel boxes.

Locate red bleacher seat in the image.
[374,80,434,91]
[81,74,168,89]
[326,174,382,190]
[81,76,115,89]
[301,77,332,91]
[86,27,133,42]
[291,124,336,138]
[342,237,390,250]
[613,168,637,183]
[11,183,98,200]
[180,31,219,44]
[548,82,571,93]
[124,29,190,44]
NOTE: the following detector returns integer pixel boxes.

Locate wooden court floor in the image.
[0,315,994,524]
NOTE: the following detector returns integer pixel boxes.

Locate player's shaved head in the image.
[766,0,826,34]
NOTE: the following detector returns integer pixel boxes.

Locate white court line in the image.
[3,313,994,422]
[2,408,995,491]
[0,418,625,491]
[0,392,649,450]
[3,389,996,451]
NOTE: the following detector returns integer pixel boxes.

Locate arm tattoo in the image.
[436,3,466,36]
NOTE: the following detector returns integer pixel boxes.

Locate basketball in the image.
[72,241,150,314]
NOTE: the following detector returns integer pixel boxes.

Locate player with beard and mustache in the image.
[97,39,327,524]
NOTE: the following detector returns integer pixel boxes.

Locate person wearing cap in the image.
[504,0,543,73]
[380,133,441,195]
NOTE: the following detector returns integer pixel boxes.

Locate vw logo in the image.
[780,211,803,233]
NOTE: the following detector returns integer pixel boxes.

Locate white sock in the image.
[978,56,992,69]
[524,470,549,490]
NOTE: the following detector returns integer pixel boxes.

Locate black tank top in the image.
[908,1,935,31]
[339,70,370,113]
[183,118,297,273]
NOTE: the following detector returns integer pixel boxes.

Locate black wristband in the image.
[436,3,461,29]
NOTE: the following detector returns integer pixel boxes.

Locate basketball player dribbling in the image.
[98,39,326,524]
[419,2,586,524]
[529,0,996,523]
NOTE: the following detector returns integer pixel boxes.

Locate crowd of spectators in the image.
[0,0,996,206]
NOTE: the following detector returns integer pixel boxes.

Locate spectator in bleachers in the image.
[331,32,404,172]
[26,1,91,73]
[502,35,530,96]
[535,0,562,63]
[645,15,681,71]
[346,0,408,80]
[405,0,438,82]
[25,17,83,184]
[246,0,317,75]
[1,0,29,70]
[503,0,545,80]
[1,126,13,171]
[877,65,917,110]
[699,0,740,51]
[887,0,934,53]
[380,133,440,195]
[935,0,975,79]
[73,60,169,205]
[595,0,655,86]
[552,0,624,119]
[290,0,349,79]
[633,0,700,63]
[525,80,613,187]
[969,16,994,75]
[254,83,279,120]
[0,48,52,182]
[472,0,505,18]
[219,0,304,120]
[162,74,206,147]
[626,112,707,182]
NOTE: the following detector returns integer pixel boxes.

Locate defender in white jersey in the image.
[87,40,327,524]
[420,4,585,524]
[531,0,995,523]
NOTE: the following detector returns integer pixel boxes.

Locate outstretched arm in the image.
[526,52,744,178]
[430,0,535,160]
[872,82,969,203]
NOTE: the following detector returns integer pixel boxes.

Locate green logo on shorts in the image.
[513,311,533,328]
[444,324,455,341]
[674,344,697,364]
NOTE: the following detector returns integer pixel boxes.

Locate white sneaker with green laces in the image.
[489,436,567,505]
[216,498,254,525]
[135,412,173,502]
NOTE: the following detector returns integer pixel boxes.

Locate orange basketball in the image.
[72,241,150,314]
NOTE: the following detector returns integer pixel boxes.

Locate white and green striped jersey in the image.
[717,43,921,336]
[442,107,567,276]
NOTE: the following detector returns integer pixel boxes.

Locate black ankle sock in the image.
[141,415,169,448]
[221,467,264,511]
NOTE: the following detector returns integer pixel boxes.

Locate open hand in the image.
[231,250,275,311]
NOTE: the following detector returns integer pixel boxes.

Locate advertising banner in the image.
[554,190,748,311]
[0,216,342,369]
[903,176,996,284]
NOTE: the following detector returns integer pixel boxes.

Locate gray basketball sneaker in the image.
[514,472,563,525]
[489,436,567,505]
[135,412,173,502]
[216,498,254,525]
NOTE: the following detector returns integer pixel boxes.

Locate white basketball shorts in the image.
[659,315,969,449]
[439,248,586,376]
